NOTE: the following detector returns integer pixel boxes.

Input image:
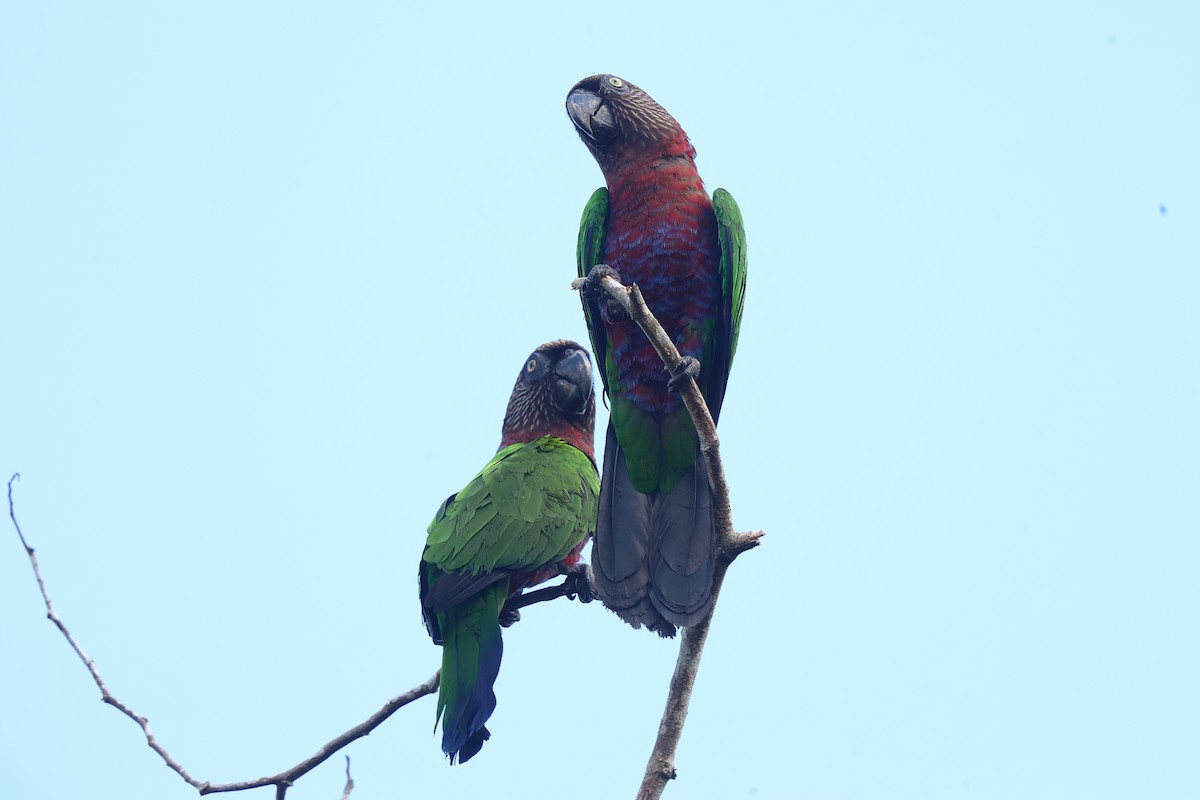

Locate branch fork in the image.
[573,268,764,800]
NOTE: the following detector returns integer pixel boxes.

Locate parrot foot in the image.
[582,263,622,299]
[499,602,521,628]
[583,264,630,320]
[666,356,701,393]
[559,563,596,604]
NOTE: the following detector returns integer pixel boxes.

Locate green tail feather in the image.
[611,395,698,495]
[435,581,507,764]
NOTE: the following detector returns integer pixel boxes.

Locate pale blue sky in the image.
[3,2,1197,799]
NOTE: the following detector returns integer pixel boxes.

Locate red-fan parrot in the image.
[567,74,747,637]
[419,340,599,762]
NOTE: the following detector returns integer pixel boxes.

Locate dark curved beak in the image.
[553,348,594,415]
[566,88,616,145]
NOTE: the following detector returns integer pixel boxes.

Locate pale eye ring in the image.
[607,76,624,88]
[526,359,538,373]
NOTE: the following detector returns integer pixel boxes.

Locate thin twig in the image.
[198,674,439,795]
[571,273,764,800]
[7,472,438,797]
[507,582,570,609]
[505,564,597,613]
[8,473,208,786]
[340,755,354,800]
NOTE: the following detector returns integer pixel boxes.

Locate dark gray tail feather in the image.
[593,425,715,636]
[648,457,715,626]
[592,426,659,629]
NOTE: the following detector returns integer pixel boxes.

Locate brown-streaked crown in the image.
[566,75,694,173]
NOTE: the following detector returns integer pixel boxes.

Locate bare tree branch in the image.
[6,472,438,797]
[571,272,764,800]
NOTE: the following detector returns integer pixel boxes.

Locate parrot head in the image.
[566,74,695,175]
[501,340,595,447]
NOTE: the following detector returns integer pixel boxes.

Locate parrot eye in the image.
[526,359,538,373]
[607,76,625,89]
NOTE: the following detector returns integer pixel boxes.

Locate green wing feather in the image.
[708,188,747,420]
[576,188,611,397]
[712,189,747,366]
[423,437,599,578]
[576,186,671,491]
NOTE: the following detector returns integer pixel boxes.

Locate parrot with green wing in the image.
[419,340,598,763]
[566,74,747,637]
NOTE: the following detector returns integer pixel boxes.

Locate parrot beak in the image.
[553,349,594,416]
[566,88,616,146]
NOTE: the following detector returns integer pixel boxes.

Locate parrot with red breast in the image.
[566,75,747,636]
